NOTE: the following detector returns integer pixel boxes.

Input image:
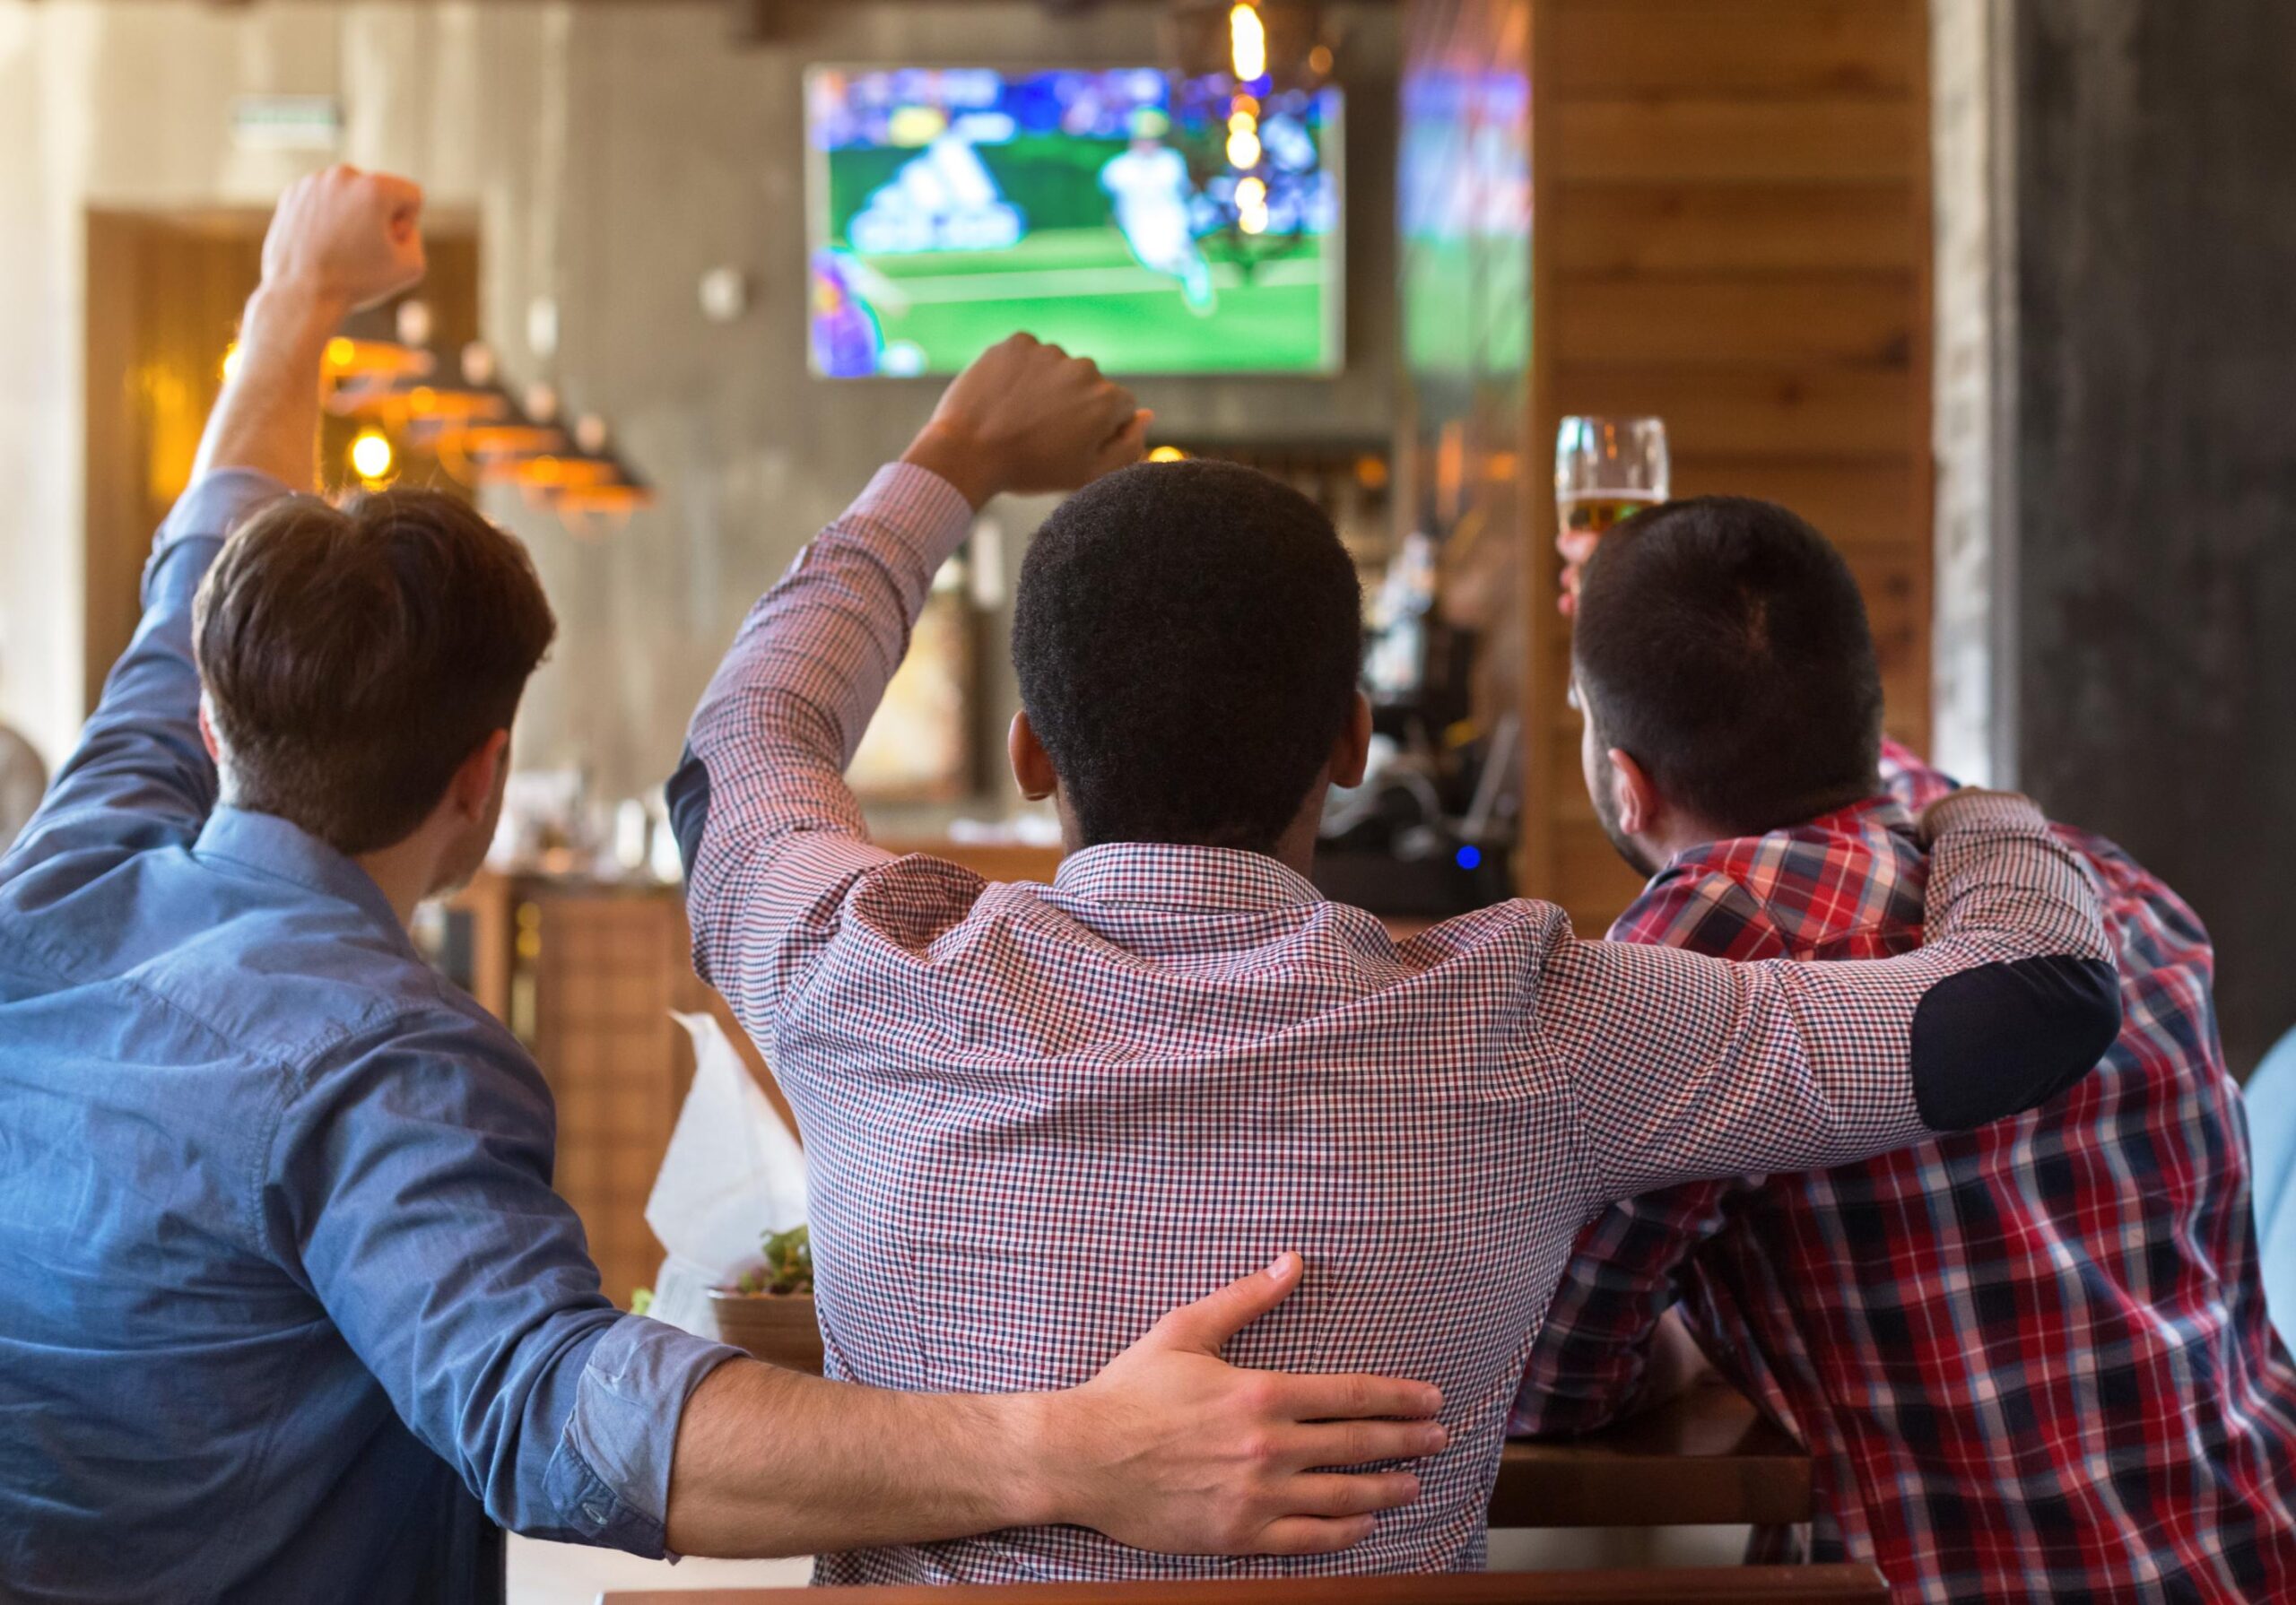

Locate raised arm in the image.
[1,167,423,889]
[1549,790,2119,1204]
[670,334,1148,1029]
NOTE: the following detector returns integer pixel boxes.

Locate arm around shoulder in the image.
[1905,788,2121,1129]
[1552,791,2118,1202]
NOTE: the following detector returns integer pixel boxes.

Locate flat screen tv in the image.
[805,66,1344,377]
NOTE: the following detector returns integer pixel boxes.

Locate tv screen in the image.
[805,66,1344,377]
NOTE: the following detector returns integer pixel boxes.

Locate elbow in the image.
[1909,954,2123,1131]
[665,743,712,884]
[665,744,723,985]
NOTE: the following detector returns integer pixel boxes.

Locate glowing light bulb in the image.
[325,336,356,370]
[350,430,395,482]
[1230,3,1266,83]
[1237,176,1270,235]
[220,343,241,384]
[1226,110,1262,169]
[1148,446,1187,464]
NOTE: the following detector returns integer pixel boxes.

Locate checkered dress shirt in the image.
[1513,743,2296,1601]
[677,467,2109,1582]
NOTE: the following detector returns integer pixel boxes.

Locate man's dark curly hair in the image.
[1013,459,1362,854]
[1573,494,1883,837]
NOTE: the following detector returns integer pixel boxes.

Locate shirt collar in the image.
[1051,841,1326,914]
[193,805,413,947]
[1664,792,1917,877]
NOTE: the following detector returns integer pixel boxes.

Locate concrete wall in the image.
[1926,0,2013,787]
[2006,0,2296,1071]
[0,0,1397,820]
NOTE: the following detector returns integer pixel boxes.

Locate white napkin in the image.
[642,1011,810,1338]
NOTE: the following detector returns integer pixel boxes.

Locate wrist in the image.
[240,280,350,353]
[900,421,1001,510]
[988,1387,1078,1531]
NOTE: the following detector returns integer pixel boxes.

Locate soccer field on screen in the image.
[848,228,1335,375]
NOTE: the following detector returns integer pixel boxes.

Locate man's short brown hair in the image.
[194,490,557,855]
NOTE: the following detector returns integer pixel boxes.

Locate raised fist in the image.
[902,334,1151,508]
[260,164,426,313]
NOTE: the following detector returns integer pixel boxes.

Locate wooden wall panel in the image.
[1520,0,1933,933]
[1548,0,1918,96]
[1554,100,1917,183]
[1552,366,1918,455]
[1554,186,1918,274]
[1557,276,1916,367]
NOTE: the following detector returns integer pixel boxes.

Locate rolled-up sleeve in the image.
[545,1315,744,1552]
[265,1006,742,1554]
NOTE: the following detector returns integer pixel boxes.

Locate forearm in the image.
[665,1358,1056,1557]
[192,282,344,490]
[1563,796,2116,1198]
[669,466,972,996]
[683,465,972,811]
[1917,791,2101,963]
[1513,1189,1728,1437]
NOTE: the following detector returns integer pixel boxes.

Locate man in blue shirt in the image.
[0,168,1446,1604]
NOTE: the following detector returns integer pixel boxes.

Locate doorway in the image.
[82,209,479,708]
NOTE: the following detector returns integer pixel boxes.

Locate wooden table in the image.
[601,1566,1886,1604]
[1489,1379,1813,1529]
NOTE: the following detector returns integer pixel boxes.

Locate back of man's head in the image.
[1573,495,1883,837]
[1013,459,1361,854]
[194,490,557,856]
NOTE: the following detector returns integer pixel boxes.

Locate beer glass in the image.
[1554,415,1668,614]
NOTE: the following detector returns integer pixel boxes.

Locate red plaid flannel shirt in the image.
[1513,742,2296,1601]
[677,468,2109,1583]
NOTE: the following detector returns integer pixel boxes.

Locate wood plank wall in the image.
[1522,0,1934,933]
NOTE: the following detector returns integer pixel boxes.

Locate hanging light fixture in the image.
[348,429,396,487]
[308,303,654,531]
[1161,0,1334,264]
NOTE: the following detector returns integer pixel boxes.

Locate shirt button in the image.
[582,1500,609,1526]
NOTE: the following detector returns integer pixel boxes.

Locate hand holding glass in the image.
[1555,415,1669,615]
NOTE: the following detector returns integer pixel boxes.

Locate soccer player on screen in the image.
[1100,111,1215,315]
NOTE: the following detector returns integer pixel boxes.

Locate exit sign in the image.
[231,96,344,152]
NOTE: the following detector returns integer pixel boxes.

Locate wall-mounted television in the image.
[805,66,1344,378]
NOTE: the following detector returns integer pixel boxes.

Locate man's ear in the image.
[1332,690,1373,789]
[1606,747,1664,838]
[196,697,222,764]
[450,729,513,821]
[1008,709,1059,802]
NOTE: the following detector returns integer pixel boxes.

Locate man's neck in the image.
[1657,776,1895,866]
[1057,812,1326,881]
[351,841,432,931]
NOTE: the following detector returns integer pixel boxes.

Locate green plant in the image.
[733,1223,813,1297]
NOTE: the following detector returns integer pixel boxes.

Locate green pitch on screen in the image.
[822,136,1341,376]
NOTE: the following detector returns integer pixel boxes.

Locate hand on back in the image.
[902,333,1152,508]
[1050,1253,1446,1555]
[259,164,427,315]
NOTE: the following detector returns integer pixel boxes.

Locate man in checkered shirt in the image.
[1517,495,2296,1601]
[671,338,2120,1582]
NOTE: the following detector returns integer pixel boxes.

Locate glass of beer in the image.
[1554,415,1668,614]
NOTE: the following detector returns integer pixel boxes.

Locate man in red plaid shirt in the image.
[1519,495,2296,1601]
[674,339,2120,1582]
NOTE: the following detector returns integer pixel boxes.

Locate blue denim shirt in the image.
[0,471,739,1604]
